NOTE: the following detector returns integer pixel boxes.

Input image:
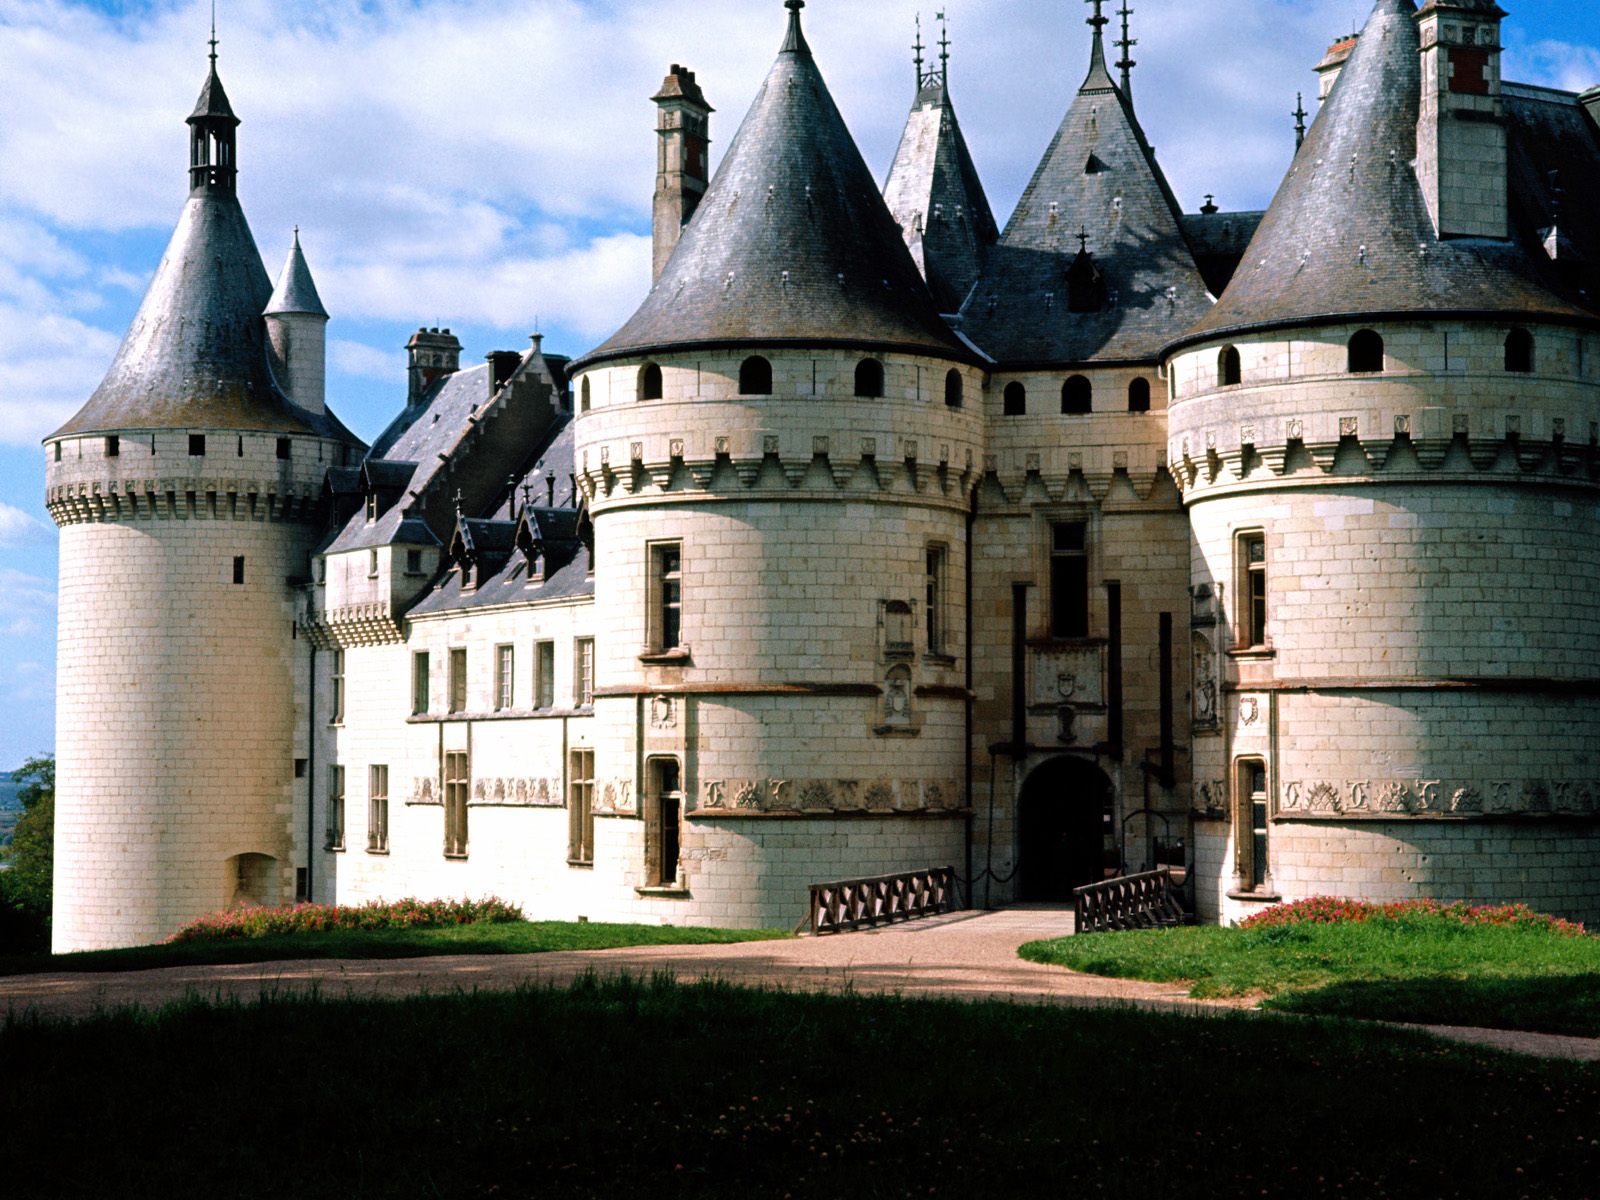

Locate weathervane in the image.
[914,14,925,84]
[208,0,218,66]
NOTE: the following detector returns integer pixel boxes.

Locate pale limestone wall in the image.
[1416,10,1508,240]
[267,314,328,416]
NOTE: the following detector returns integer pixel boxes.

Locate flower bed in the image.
[168,897,525,943]
[1237,896,1587,937]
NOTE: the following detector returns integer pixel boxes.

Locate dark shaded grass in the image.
[1020,921,1600,1036]
[0,921,788,977]
[2,977,1598,1199]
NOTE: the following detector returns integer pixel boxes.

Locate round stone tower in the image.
[1163,0,1600,925]
[567,0,982,927]
[45,47,361,951]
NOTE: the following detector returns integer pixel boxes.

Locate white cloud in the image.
[0,569,56,640]
[0,504,48,548]
[330,339,405,383]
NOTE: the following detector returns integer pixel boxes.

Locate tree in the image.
[4,754,55,925]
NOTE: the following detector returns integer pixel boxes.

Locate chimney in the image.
[651,65,714,282]
[1415,0,1509,241]
[406,327,462,406]
[487,351,522,396]
[1314,34,1359,103]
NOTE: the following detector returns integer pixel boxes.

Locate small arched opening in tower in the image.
[854,358,885,398]
[1348,329,1384,374]
[1218,345,1241,387]
[740,355,773,395]
[1505,328,1534,374]
[1003,381,1027,416]
[639,362,664,401]
[944,369,963,408]
[1061,375,1092,415]
[1127,378,1151,413]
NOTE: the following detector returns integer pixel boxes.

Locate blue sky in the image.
[1,0,1598,768]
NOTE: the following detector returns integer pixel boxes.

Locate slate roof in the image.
[883,72,1000,314]
[265,230,329,318]
[189,62,239,126]
[1172,0,1600,352]
[575,3,970,368]
[1181,210,1266,298]
[956,24,1213,367]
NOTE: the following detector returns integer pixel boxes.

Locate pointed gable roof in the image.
[265,229,329,318]
[883,69,999,314]
[575,2,969,368]
[1172,0,1595,351]
[957,16,1211,367]
[189,62,239,126]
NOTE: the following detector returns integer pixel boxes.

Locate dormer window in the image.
[365,493,378,523]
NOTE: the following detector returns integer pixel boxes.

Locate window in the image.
[412,651,430,715]
[944,369,963,408]
[367,549,379,578]
[854,358,884,398]
[406,549,423,575]
[105,435,119,458]
[925,545,947,656]
[1128,378,1151,413]
[1003,382,1027,416]
[276,437,291,461]
[640,362,663,401]
[1049,522,1090,639]
[535,641,555,709]
[575,638,595,708]
[646,758,683,887]
[650,543,683,653]
[53,442,61,463]
[1062,375,1092,414]
[1218,346,1242,387]
[189,434,206,456]
[232,556,245,586]
[580,377,591,412]
[1505,328,1534,373]
[1239,532,1268,648]
[368,765,389,853]
[326,765,345,851]
[568,748,595,864]
[330,650,345,724]
[448,648,467,714]
[1348,329,1384,373]
[495,644,514,711]
[365,493,378,523]
[739,355,772,395]
[444,751,469,858]
[1238,758,1269,890]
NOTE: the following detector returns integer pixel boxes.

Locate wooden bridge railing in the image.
[805,866,957,935]
[1073,868,1191,934]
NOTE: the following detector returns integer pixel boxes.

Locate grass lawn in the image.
[0,921,788,977]
[2,977,1597,1199]
[1020,919,1600,1037]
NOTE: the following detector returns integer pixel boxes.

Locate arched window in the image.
[1062,375,1092,415]
[639,362,663,401]
[1003,381,1027,416]
[1128,378,1151,413]
[944,369,964,408]
[1505,328,1534,374]
[1348,329,1384,374]
[739,355,772,395]
[1218,346,1242,387]
[854,358,885,398]
[580,377,591,413]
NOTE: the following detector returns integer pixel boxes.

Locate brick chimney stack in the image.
[651,65,714,282]
[407,327,462,406]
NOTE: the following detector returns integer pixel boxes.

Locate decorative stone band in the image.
[469,777,565,808]
[597,682,973,701]
[406,777,440,806]
[1275,778,1600,819]
[46,480,324,526]
[300,604,404,649]
[693,777,965,817]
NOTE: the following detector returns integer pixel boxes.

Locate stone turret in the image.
[265,229,329,415]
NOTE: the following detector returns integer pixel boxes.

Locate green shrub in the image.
[167,897,525,943]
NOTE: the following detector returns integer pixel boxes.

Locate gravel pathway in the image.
[4,906,1595,1063]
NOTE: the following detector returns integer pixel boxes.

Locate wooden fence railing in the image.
[805,866,957,935]
[1073,868,1190,934]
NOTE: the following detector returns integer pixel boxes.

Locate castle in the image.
[44,0,1600,952]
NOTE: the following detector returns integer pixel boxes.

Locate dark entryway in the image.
[1017,758,1117,901]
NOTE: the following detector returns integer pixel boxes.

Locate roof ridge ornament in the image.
[1080,0,1117,92]
[209,0,218,68]
[1294,93,1308,152]
[1114,2,1136,100]
[782,0,810,56]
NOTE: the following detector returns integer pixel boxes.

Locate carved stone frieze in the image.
[1277,778,1600,819]
[466,776,564,809]
[406,777,440,807]
[695,777,963,815]
[1031,644,1103,707]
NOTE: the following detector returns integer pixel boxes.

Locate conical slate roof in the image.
[577,3,969,367]
[189,61,239,126]
[1174,0,1595,349]
[883,69,999,314]
[265,229,329,318]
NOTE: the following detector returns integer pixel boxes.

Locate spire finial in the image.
[1077,226,1090,253]
[1085,0,1110,73]
[914,14,925,84]
[782,0,809,54]
[208,0,218,67]
[938,10,950,77]
[1115,3,1136,99]
[1293,93,1308,152]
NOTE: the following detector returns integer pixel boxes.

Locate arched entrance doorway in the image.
[1017,758,1117,901]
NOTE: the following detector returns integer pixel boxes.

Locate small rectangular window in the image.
[494,644,515,711]
[189,434,206,457]
[412,651,430,715]
[1239,533,1267,648]
[232,556,246,586]
[649,543,684,652]
[575,638,594,708]
[448,647,468,714]
[1238,758,1269,890]
[368,548,379,579]
[1049,522,1089,639]
[276,437,291,461]
[366,493,379,523]
[330,649,345,724]
[925,545,947,655]
[326,765,346,851]
[535,640,555,709]
[444,751,469,857]
[368,764,389,853]
[105,435,120,458]
[53,442,61,463]
[568,747,595,864]
[406,549,423,575]
[647,758,683,887]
